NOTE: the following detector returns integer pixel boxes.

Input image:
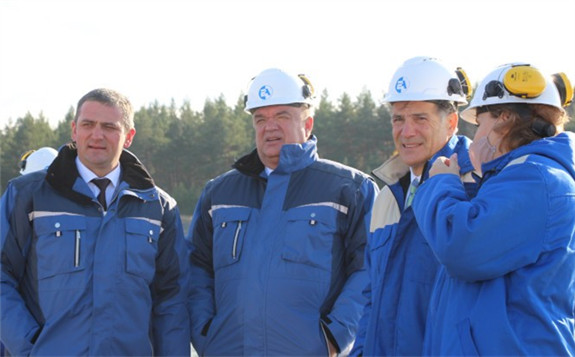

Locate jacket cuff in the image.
[320,317,341,353]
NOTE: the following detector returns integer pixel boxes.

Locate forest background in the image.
[2,89,574,219]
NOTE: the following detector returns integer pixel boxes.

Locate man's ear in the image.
[71,120,77,142]
[305,116,314,137]
[123,128,136,148]
[447,112,459,135]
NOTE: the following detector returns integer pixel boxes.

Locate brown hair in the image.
[488,103,568,152]
[75,88,134,131]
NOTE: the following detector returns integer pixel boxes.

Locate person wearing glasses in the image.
[413,63,575,355]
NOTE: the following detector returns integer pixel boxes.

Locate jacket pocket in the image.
[125,218,160,283]
[211,207,251,270]
[34,215,87,279]
[281,206,338,272]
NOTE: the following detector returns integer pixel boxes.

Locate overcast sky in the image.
[1,0,574,129]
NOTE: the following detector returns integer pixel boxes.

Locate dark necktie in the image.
[91,178,111,210]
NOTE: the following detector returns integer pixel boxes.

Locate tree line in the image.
[1,89,574,215]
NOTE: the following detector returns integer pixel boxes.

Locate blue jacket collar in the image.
[431,135,475,175]
[234,135,319,177]
[481,132,575,180]
[274,135,318,174]
[373,135,473,185]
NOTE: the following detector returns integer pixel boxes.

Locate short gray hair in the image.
[427,100,457,116]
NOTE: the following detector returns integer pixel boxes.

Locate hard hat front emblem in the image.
[259,85,273,100]
[395,76,409,93]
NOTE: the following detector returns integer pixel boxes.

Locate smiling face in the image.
[71,100,135,177]
[391,101,457,175]
[252,104,313,169]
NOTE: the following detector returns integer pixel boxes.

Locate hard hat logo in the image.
[395,77,409,94]
[258,85,273,100]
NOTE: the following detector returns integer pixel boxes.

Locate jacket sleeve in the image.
[324,177,379,352]
[349,234,374,357]
[412,162,548,282]
[186,189,216,354]
[151,198,191,357]
[0,183,42,356]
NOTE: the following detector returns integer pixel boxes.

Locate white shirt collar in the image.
[76,157,121,188]
[409,167,421,184]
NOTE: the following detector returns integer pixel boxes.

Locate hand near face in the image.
[429,153,460,178]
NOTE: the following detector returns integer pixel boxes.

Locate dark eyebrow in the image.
[402,112,429,118]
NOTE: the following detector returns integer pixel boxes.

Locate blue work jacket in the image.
[188,136,378,355]
[413,132,575,356]
[352,135,477,356]
[0,144,190,356]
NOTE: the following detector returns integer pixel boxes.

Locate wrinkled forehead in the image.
[252,104,306,117]
[391,101,439,115]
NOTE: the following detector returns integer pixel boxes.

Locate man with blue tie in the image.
[351,57,479,356]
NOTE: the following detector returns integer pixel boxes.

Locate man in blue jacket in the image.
[0,88,190,356]
[351,57,478,356]
[187,68,379,356]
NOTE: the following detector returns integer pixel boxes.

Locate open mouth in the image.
[265,136,282,143]
[402,143,421,149]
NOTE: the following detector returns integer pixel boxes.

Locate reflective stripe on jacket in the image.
[0,144,190,356]
[188,136,378,355]
[414,132,575,356]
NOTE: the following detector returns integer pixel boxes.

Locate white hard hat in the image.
[244,68,316,112]
[19,147,58,175]
[384,56,470,105]
[461,62,573,124]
